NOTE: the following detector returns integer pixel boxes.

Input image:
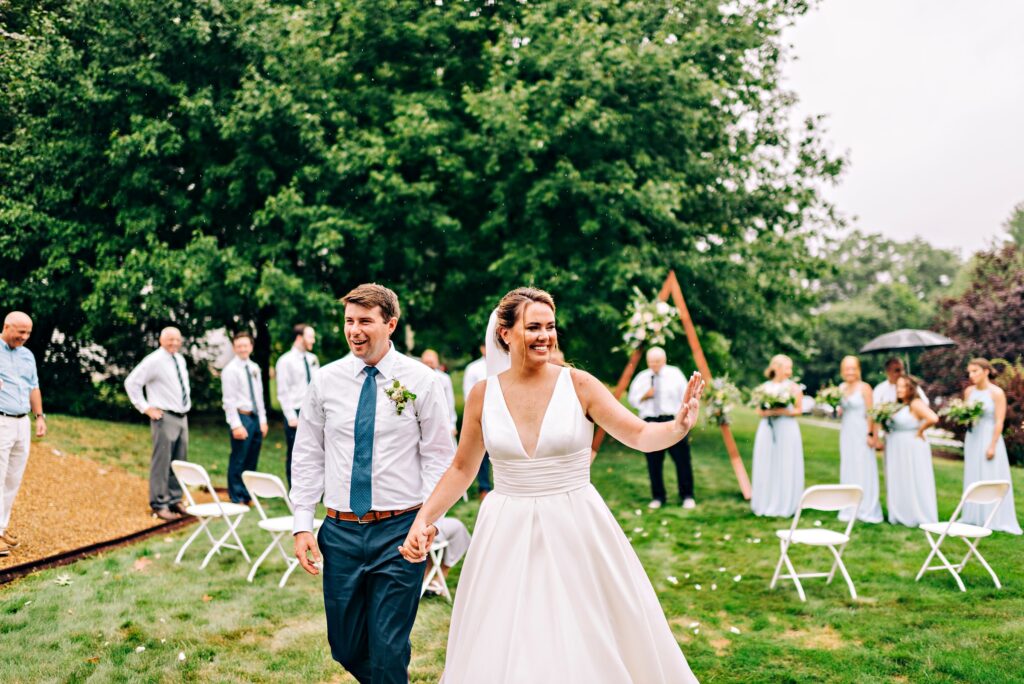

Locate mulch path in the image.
[0,441,179,572]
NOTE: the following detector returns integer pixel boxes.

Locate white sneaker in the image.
[648,500,663,510]
[682,498,696,510]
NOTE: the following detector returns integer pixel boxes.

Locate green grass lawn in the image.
[2,410,1024,683]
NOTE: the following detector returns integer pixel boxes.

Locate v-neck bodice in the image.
[482,366,595,497]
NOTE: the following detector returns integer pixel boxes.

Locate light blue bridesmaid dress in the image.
[751,381,805,518]
[884,405,938,527]
[962,388,1022,534]
[838,386,883,523]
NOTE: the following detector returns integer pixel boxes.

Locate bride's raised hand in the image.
[674,371,706,434]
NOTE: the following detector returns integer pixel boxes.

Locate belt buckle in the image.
[356,511,376,525]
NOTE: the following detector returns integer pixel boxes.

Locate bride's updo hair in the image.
[494,287,556,352]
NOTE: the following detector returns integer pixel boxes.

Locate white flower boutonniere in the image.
[384,379,417,415]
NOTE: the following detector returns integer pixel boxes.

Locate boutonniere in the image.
[384,379,417,415]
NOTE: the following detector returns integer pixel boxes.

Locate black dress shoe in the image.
[153,508,182,521]
[169,502,190,516]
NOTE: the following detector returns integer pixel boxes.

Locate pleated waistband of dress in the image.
[491,448,592,498]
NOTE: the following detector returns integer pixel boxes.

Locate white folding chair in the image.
[171,461,250,569]
[770,484,863,602]
[242,470,322,588]
[420,539,452,600]
[915,480,1011,592]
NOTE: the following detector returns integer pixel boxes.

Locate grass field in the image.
[2,409,1023,683]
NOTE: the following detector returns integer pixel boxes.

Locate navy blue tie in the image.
[350,366,379,517]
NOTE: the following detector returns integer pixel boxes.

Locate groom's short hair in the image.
[342,283,401,322]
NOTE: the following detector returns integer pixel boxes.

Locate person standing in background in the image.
[873,357,928,407]
[0,312,47,556]
[836,356,882,523]
[421,349,458,437]
[462,346,490,498]
[627,347,695,510]
[222,331,268,505]
[125,326,191,521]
[276,324,319,488]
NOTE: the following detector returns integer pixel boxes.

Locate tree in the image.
[1,0,843,413]
[1004,201,1024,247]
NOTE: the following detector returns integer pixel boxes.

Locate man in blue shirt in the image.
[0,311,48,557]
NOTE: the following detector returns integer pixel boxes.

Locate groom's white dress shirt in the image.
[628,365,687,419]
[275,346,320,423]
[290,344,455,534]
[124,348,192,414]
[221,357,267,429]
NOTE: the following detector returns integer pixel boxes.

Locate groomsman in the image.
[420,349,457,436]
[873,357,929,405]
[628,347,695,510]
[0,312,47,556]
[292,283,454,683]
[222,332,268,505]
[125,327,191,520]
[276,324,320,487]
[462,346,490,497]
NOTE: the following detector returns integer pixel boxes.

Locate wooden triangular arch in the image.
[592,270,752,500]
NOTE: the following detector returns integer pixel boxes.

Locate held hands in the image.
[294,531,322,576]
[673,372,706,435]
[398,520,437,563]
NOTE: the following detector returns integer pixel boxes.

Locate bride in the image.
[399,287,702,683]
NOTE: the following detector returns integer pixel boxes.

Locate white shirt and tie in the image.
[462,356,487,402]
[275,346,320,423]
[290,344,455,534]
[873,380,928,406]
[124,348,191,414]
[628,365,687,418]
[221,356,267,429]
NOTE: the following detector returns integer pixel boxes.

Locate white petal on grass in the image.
[733,575,742,582]
[667,576,679,585]
[718,567,726,572]
[730,626,741,635]
[814,520,822,527]
[694,584,702,590]
[711,584,717,591]
[135,646,146,653]
[689,621,699,628]
[178,652,186,662]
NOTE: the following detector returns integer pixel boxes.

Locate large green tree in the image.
[1,0,842,413]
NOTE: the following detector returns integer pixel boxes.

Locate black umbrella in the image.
[859,329,956,373]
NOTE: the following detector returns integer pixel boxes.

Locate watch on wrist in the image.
[35,413,45,420]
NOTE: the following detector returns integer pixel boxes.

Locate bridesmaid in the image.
[961,358,1022,534]
[751,354,805,517]
[837,356,883,523]
[885,375,939,527]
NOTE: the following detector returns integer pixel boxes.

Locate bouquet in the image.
[868,402,901,431]
[704,377,741,426]
[616,287,679,352]
[814,384,843,410]
[750,383,794,411]
[939,398,985,428]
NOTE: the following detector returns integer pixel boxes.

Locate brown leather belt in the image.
[238,409,254,416]
[327,504,422,525]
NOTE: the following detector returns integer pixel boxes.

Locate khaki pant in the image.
[150,413,188,510]
[0,415,30,534]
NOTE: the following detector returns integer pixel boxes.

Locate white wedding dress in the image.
[441,366,698,683]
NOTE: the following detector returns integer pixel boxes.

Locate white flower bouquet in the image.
[939,398,984,428]
[704,377,741,426]
[750,383,794,411]
[616,287,679,352]
[868,402,901,431]
[814,384,843,410]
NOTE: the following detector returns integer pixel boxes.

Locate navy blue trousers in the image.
[319,511,422,684]
[227,413,262,503]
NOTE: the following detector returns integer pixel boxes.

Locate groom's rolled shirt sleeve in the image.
[291,375,327,534]
[417,373,456,501]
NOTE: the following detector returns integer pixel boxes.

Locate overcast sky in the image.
[782,0,1024,254]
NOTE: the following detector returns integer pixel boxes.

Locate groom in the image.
[292,283,454,683]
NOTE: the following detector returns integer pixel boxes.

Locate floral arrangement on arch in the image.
[616,287,680,353]
[704,377,741,426]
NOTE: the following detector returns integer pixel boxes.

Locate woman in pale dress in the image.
[885,375,939,527]
[399,287,702,683]
[751,354,805,517]
[837,356,883,523]
[961,359,1021,534]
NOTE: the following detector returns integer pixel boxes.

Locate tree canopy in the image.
[1,0,842,413]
